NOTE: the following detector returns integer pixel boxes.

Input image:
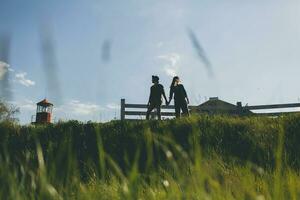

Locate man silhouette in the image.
[146,75,168,120]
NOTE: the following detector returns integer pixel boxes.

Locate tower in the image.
[35,99,53,124]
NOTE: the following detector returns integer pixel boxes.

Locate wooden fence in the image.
[120,99,300,120]
[245,103,300,116]
[120,99,198,120]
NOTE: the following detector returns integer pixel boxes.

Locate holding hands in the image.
[166,98,171,106]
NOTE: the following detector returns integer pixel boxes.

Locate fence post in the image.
[236,102,242,115]
[121,99,125,120]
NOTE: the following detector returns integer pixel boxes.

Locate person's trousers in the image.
[146,104,161,120]
[175,100,189,118]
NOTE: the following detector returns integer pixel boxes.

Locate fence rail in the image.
[245,103,300,110]
[120,99,300,120]
[124,103,175,109]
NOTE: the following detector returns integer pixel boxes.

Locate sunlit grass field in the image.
[1,114,300,199]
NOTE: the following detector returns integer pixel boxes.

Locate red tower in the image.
[35,99,53,124]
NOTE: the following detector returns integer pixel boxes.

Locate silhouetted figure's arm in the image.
[161,86,168,105]
[181,85,189,104]
[148,87,152,105]
[168,87,174,104]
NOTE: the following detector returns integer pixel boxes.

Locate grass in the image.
[1,114,300,199]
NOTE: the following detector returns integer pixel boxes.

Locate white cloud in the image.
[13,99,109,123]
[57,100,104,116]
[21,101,36,111]
[164,68,177,77]
[40,100,123,122]
[0,61,10,80]
[106,103,120,110]
[15,72,35,87]
[157,53,181,77]
[15,99,119,122]
[13,99,36,111]
[156,42,163,48]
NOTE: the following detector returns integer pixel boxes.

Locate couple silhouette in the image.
[146,75,189,120]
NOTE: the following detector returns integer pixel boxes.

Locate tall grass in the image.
[1,114,300,199]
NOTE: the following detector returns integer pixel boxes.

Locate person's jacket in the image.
[149,84,166,105]
[169,84,187,102]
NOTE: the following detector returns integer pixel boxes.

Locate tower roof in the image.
[37,99,53,106]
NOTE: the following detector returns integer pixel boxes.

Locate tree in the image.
[0,100,19,122]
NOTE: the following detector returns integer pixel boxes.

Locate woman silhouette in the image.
[168,76,189,118]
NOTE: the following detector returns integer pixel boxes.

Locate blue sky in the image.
[1,0,300,123]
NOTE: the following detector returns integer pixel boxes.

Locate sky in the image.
[1,0,300,124]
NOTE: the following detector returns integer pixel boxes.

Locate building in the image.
[191,97,252,115]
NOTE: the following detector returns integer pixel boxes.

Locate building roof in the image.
[37,99,53,106]
[192,97,252,115]
[198,97,237,111]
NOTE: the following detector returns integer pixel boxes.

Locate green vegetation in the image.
[0,100,19,123]
[1,114,300,199]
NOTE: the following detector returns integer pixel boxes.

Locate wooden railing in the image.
[245,103,300,116]
[245,103,300,110]
[120,99,300,120]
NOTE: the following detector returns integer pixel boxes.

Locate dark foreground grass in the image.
[1,114,300,199]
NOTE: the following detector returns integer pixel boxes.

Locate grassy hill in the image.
[1,114,300,199]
